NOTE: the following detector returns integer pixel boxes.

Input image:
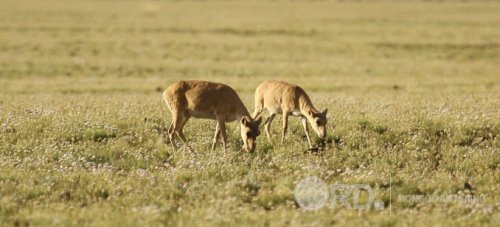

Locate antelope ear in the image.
[255,116,262,125]
[308,110,313,116]
[241,116,248,125]
[322,108,328,115]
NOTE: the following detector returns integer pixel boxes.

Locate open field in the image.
[0,0,499,226]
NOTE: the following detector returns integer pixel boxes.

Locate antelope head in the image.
[308,109,328,138]
[240,116,262,152]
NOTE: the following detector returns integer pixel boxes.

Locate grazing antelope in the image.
[163,80,262,152]
[252,80,328,149]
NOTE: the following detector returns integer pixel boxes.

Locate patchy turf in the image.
[0,0,499,226]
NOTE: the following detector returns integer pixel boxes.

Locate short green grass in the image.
[0,0,499,226]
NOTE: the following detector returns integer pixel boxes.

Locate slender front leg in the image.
[252,95,264,119]
[252,107,263,120]
[175,115,193,152]
[217,117,227,152]
[264,113,276,143]
[165,122,173,144]
[211,122,221,151]
[168,119,177,150]
[281,112,289,144]
[301,116,313,149]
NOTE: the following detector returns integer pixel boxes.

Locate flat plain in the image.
[0,0,499,226]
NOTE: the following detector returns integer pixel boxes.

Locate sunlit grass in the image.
[0,0,499,226]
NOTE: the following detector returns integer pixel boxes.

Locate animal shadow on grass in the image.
[303,139,328,155]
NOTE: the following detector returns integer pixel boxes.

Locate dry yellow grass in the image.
[0,0,499,226]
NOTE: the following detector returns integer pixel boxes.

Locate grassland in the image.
[0,0,499,226]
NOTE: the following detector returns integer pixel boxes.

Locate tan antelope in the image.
[252,80,328,149]
[163,80,262,152]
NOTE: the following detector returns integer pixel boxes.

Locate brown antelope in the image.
[163,80,262,152]
[252,80,328,149]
